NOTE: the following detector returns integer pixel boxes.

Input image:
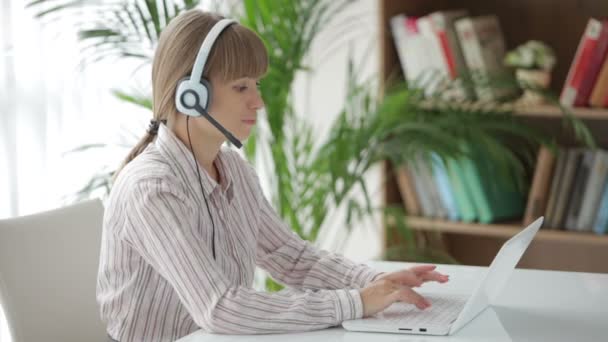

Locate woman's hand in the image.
[359,265,449,317]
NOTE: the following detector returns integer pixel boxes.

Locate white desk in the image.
[177,261,608,342]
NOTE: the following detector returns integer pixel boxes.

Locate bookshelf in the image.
[379,0,608,273]
[403,217,608,246]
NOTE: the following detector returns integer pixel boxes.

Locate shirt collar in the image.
[155,124,234,202]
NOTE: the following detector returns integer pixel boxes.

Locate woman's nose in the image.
[251,92,265,110]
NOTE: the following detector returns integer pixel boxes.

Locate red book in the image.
[560,19,608,107]
[429,11,467,78]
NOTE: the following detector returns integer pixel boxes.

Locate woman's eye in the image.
[235,86,247,92]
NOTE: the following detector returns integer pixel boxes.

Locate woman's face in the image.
[204,76,264,142]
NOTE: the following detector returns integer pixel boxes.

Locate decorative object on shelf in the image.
[504,40,556,105]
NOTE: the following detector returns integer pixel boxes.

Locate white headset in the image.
[175,18,242,148]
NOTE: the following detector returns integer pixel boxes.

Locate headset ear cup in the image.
[175,78,209,117]
[200,77,213,111]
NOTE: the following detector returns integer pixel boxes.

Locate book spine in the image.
[429,13,458,78]
[455,18,488,100]
[576,21,608,106]
[524,147,556,225]
[564,150,594,231]
[552,149,585,229]
[560,19,603,107]
[592,181,608,234]
[446,158,477,222]
[576,150,608,231]
[545,148,568,229]
[589,56,608,107]
[459,146,493,223]
[395,166,422,216]
[431,153,460,221]
[408,161,435,218]
[417,155,448,219]
[430,10,474,100]
[456,15,508,101]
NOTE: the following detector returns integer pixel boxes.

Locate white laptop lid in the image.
[448,217,544,334]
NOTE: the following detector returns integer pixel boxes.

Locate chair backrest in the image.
[0,199,111,342]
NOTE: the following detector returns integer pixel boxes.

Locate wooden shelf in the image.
[514,105,608,120]
[420,101,608,120]
[403,217,608,246]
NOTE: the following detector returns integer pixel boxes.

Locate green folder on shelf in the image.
[446,157,477,222]
[459,144,525,224]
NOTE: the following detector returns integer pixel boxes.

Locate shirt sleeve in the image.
[121,178,363,334]
[250,171,383,291]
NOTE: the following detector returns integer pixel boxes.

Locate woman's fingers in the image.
[392,286,431,310]
[410,264,437,275]
[410,265,449,283]
[420,271,450,283]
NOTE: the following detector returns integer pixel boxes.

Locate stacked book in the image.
[524,147,608,234]
[560,18,608,108]
[396,144,525,225]
[391,12,608,108]
[390,10,513,101]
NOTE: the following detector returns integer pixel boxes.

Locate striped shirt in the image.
[96,124,382,342]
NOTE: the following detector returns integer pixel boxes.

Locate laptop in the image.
[342,216,544,336]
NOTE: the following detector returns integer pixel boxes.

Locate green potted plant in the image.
[27,0,466,284]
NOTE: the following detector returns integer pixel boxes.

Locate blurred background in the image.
[3,0,608,340]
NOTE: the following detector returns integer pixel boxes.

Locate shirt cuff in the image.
[350,265,384,288]
[333,289,364,322]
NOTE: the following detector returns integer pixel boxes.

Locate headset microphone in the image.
[179,89,242,148]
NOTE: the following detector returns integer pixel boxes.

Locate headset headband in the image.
[190,18,237,82]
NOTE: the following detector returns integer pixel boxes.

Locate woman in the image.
[96,9,449,342]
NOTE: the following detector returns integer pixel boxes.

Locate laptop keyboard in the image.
[367,295,467,327]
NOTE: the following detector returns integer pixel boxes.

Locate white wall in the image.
[290,0,384,262]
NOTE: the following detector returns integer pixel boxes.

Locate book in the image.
[479,153,526,224]
[560,18,608,107]
[390,15,443,95]
[430,153,460,221]
[592,181,608,234]
[564,150,594,231]
[551,149,585,229]
[459,143,524,223]
[416,154,448,219]
[589,55,608,107]
[459,150,493,223]
[544,148,568,229]
[576,150,608,231]
[407,161,435,218]
[395,166,421,216]
[446,157,477,222]
[417,15,452,95]
[524,146,557,225]
[427,10,474,99]
[428,10,469,79]
[454,15,511,101]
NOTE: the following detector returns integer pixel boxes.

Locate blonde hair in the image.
[114,9,268,179]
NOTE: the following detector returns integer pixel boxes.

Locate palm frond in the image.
[111,89,153,110]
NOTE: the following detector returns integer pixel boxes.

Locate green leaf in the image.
[111,89,153,110]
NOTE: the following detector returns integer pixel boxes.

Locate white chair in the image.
[0,199,112,342]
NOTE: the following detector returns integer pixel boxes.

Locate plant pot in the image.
[515,69,552,105]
